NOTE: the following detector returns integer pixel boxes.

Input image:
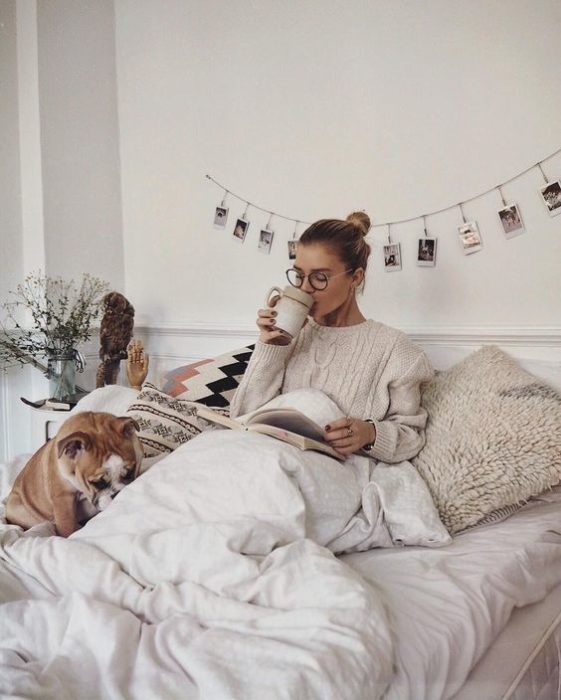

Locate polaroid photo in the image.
[539,180,561,217]
[287,239,298,260]
[258,228,274,254]
[458,221,483,255]
[232,217,249,243]
[213,206,229,229]
[417,237,437,267]
[383,243,402,272]
[498,203,525,239]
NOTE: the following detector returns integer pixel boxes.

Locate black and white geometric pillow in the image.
[161,345,255,408]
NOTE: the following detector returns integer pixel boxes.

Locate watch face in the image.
[364,419,375,452]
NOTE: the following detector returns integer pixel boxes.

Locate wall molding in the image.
[137,323,561,349]
[0,371,11,463]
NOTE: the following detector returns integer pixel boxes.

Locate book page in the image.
[249,424,342,460]
[247,408,325,441]
[196,405,242,431]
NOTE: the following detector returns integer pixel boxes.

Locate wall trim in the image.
[137,323,561,348]
[0,372,11,463]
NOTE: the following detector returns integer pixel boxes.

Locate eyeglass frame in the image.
[285,267,354,291]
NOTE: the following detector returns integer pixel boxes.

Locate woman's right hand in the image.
[256,295,291,345]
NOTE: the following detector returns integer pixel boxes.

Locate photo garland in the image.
[206,151,561,265]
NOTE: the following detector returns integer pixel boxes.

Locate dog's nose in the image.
[110,491,118,500]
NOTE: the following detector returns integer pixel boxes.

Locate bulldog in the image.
[6,411,143,537]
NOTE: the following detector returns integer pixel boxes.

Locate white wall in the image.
[0,0,23,301]
[37,0,124,284]
[115,0,561,329]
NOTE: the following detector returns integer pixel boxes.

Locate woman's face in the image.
[292,243,361,320]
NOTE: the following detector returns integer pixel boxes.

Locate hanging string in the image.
[242,202,250,219]
[292,221,300,240]
[207,146,560,230]
[423,215,429,237]
[458,203,467,224]
[220,190,229,208]
[387,224,392,244]
[206,174,309,225]
[265,212,274,230]
[497,185,507,207]
[537,162,549,184]
[367,147,561,228]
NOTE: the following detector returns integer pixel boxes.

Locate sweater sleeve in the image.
[229,341,293,418]
[368,351,434,463]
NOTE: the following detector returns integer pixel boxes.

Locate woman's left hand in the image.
[324,416,376,456]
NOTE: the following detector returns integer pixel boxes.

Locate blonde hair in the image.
[299,211,372,272]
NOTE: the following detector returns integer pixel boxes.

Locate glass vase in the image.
[47,353,77,401]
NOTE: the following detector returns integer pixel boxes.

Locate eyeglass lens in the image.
[286,269,329,291]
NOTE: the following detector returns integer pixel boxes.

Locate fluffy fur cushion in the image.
[161,345,255,407]
[125,383,216,458]
[412,346,561,534]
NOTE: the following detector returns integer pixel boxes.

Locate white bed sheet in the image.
[453,579,561,699]
[342,485,561,700]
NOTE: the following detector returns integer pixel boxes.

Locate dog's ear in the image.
[116,416,140,438]
[57,432,92,460]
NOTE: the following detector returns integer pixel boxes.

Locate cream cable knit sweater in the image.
[230,318,434,463]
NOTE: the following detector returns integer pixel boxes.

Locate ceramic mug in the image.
[264,285,314,342]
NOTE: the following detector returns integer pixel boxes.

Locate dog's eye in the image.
[92,477,109,490]
[120,469,134,484]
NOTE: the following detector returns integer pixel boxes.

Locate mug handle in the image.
[264,286,283,307]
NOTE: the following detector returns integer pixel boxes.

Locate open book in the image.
[196,404,343,460]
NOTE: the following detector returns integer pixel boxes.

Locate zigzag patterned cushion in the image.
[161,345,255,407]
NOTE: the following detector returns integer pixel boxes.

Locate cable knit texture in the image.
[230,319,434,463]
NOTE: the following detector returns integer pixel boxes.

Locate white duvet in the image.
[4,385,557,700]
[0,428,397,700]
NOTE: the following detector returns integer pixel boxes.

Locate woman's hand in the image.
[256,295,291,345]
[324,416,376,456]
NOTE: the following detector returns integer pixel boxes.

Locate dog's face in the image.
[55,412,143,510]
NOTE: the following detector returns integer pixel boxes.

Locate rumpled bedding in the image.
[0,429,397,700]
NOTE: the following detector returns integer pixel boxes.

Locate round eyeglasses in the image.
[285,268,353,291]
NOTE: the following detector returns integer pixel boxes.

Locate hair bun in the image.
[346,211,371,237]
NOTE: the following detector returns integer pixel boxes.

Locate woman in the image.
[230,212,434,460]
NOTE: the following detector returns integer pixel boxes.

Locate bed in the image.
[0,344,560,699]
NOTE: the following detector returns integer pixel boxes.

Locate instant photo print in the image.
[232,217,249,243]
[258,229,274,254]
[383,243,402,272]
[417,238,437,266]
[498,203,525,238]
[458,221,483,255]
[540,180,561,217]
[213,206,229,229]
[287,240,298,260]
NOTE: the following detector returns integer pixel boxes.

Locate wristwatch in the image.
[364,419,376,452]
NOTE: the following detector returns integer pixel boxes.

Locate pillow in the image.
[161,345,255,407]
[70,385,140,417]
[412,346,561,534]
[125,383,211,458]
[371,462,451,547]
